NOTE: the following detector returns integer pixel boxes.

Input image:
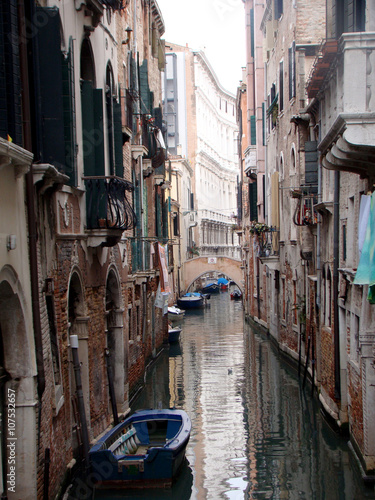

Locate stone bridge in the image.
[181,255,244,293]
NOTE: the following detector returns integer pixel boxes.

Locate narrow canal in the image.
[93,292,373,500]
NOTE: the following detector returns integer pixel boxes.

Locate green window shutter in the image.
[139,60,151,115]
[36,7,65,169]
[249,181,258,222]
[162,198,168,240]
[81,80,95,176]
[250,115,256,145]
[250,9,254,58]
[61,45,76,185]
[288,42,296,100]
[113,101,123,177]
[279,61,284,112]
[93,89,105,176]
[81,83,104,176]
[305,141,318,192]
[262,103,265,145]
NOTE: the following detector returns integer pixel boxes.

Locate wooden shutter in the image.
[113,101,123,177]
[249,181,258,222]
[250,9,254,58]
[250,115,256,145]
[305,141,318,192]
[279,61,284,112]
[288,42,296,100]
[81,82,104,176]
[62,41,76,185]
[36,7,65,168]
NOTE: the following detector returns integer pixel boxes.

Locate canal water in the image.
[92,292,374,500]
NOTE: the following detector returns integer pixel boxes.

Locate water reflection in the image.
[93,293,373,499]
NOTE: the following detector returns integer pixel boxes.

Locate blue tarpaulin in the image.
[217,278,229,285]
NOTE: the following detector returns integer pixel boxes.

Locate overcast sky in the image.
[157,0,246,94]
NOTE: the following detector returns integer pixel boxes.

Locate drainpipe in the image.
[70,335,90,473]
[333,170,341,400]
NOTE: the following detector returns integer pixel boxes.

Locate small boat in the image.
[168,325,182,343]
[201,282,220,294]
[230,289,242,300]
[168,306,185,322]
[89,409,191,489]
[218,277,229,290]
[177,293,204,309]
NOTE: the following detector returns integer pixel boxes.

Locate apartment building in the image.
[239,0,375,480]
[164,43,241,267]
[0,0,171,497]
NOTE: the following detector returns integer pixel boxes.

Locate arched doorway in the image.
[105,268,127,415]
[0,268,37,498]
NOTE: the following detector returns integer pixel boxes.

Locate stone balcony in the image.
[307,34,375,178]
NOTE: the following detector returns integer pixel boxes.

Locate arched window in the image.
[291,145,296,173]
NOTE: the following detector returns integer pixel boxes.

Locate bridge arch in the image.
[181,256,244,293]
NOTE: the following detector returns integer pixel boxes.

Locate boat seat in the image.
[108,426,140,456]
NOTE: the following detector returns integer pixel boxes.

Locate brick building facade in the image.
[0,0,172,498]
[239,0,375,481]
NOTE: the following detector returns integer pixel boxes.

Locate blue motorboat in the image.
[89,409,191,489]
[201,282,220,294]
[177,293,204,309]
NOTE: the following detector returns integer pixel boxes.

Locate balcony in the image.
[250,224,280,268]
[84,176,137,247]
[306,39,338,99]
[75,0,122,28]
[307,34,375,178]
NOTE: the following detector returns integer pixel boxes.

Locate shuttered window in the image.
[36,7,65,169]
[113,101,123,177]
[288,41,296,100]
[279,61,284,112]
[250,115,256,145]
[0,0,22,145]
[274,0,283,19]
[62,39,77,185]
[81,81,104,177]
[305,141,318,193]
[262,103,265,145]
[250,9,254,58]
[249,181,258,222]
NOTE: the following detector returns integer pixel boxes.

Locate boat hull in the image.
[230,291,242,300]
[177,296,204,309]
[168,312,184,322]
[89,409,191,488]
[201,283,220,294]
[168,306,185,322]
[168,327,181,343]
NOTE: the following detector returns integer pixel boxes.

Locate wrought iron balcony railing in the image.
[84,176,137,231]
[252,226,279,258]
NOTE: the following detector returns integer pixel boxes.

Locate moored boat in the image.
[168,325,182,343]
[168,306,185,322]
[177,293,204,309]
[218,277,229,290]
[89,409,191,489]
[201,282,220,294]
[230,289,242,300]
